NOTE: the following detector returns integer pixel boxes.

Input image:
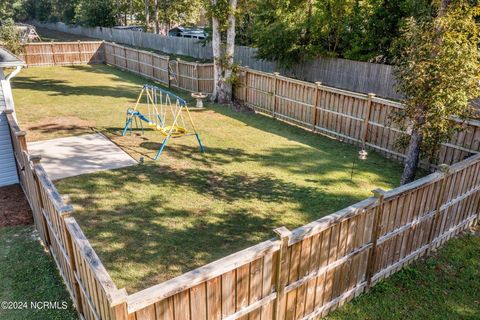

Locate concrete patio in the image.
[28,133,137,180]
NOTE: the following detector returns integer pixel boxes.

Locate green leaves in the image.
[0,18,24,55]
[394,1,480,163]
[74,0,116,27]
[249,0,433,67]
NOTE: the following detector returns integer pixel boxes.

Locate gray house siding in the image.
[0,85,19,187]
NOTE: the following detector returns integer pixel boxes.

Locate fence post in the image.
[112,43,117,66]
[312,82,322,132]
[427,164,450,252]
[15,130,28,153]
[176,58,180,88]
[272,72,280,118]
[166,56,171,88]
[14,131,27,176]
[272,226,291,320]
[137,49,140,74]
[124,46,127,70]
[77,41,82,64]
[100,40,106,64]
[30,156,51,246]
[50,42,56,66]
[195,61,200,92]
[23,47,29,65]
[151,53,155,80]
[361,93,376,149]
[62,211,83,313]
[244,67,249,104]
[365,188,385,290]
[110,289,129,320]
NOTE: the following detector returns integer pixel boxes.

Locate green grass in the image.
[0,226,78,320]
[36,27,96,42]
[13,65,404,293]
[327,231,480,320]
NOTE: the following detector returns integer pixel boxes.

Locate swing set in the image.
[122,84,205,160]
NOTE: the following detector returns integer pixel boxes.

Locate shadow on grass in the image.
[14,64,197,104]
[77,202,279,292]
[65,65,199,102]
[13,76,139,99]
[135,133,400,188]
[59,154,379,291]
[27,123,94,138]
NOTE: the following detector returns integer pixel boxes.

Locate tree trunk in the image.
[217,0,237,103]
[154,0,159,34]
[211,0,237,104]
[400,129,423,185]
[400,0,451,185]
[305,0,313,43]
[211,1,223,103]
[145,0,150,31]
[439,0,451,17]
[130,0,133,24]
[116,0,121,25]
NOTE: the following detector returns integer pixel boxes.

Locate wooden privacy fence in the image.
[103,42,214,93]
[21,41,214,93]
[19,41,480,167]
[7,104,480,320]
[5,110,128,320]
[234,68,480,166]
[20,41,105,66]
[9,42,480,320]
[124,152,480,320]
[34,21,402,99]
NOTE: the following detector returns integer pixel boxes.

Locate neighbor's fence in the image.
[33,21,402,99]
[20,41,105,66]
[234,68,480,166]
[103,42,214,93]
[5,110,128,320]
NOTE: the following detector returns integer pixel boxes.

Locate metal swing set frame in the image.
[122,84,205,160]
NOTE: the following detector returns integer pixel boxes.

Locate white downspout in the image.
[1,66,23,118]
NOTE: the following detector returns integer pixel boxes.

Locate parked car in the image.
[168,26,207,40]
[113,26,144,32]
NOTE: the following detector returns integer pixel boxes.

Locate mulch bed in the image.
[0,184,33,227]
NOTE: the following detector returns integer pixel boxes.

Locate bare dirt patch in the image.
[0,184,33,227]
[25,116,94,141]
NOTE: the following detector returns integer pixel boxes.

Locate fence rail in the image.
[9,44,480,320]
[5,110,127,320]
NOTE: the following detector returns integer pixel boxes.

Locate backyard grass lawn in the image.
[36,27,96,42]
[0,226,78,320]
[13,65,404,293]
[327,230,480,320]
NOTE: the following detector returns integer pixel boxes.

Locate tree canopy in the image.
[0,18,24,55]
[394,0,480,183]
[236,0,434,67]
[1,0,203,33]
